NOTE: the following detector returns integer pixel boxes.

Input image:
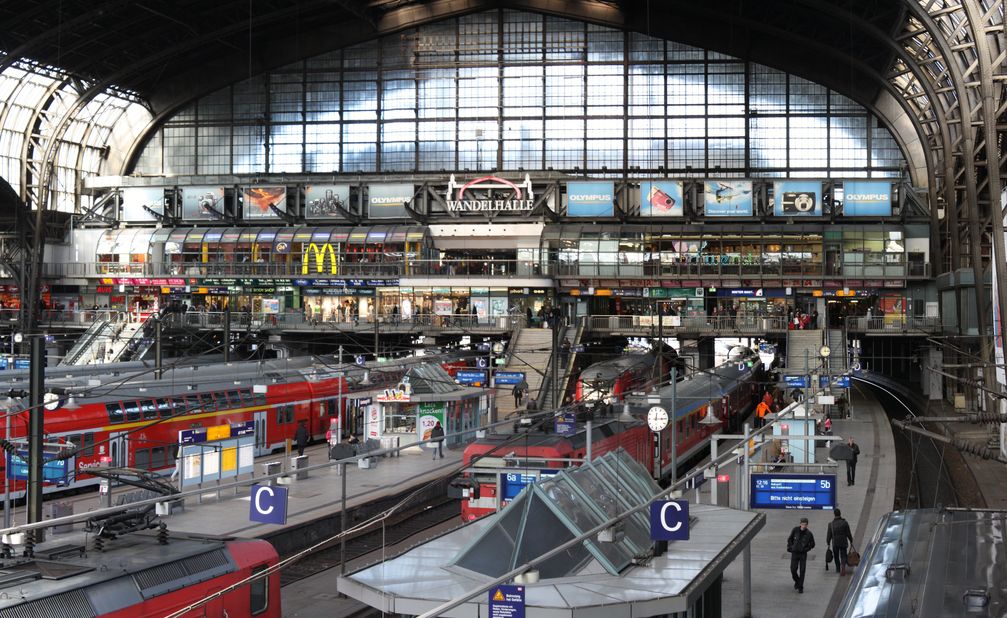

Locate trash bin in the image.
[261,461,282,485]
[358,456,375,469]
[380,436,400,457]
[46,502,73,534]
[290,455,309,480]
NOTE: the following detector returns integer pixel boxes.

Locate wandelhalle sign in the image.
[444,174,535,213]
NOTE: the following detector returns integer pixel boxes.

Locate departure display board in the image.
[750,473,837,510]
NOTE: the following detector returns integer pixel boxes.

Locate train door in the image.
[109,432,129,468]
[254,411,269,456]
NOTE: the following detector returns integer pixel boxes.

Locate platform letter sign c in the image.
[250,484,288,525]
[650,500,689,541]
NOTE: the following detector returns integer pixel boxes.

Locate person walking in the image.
[755,399,771,428]
[294,420,309,457]
[787,516,815,593]
[430,421,445,459]
[513,382,525,408]
[826,508,854,575]
[845,436,861,485]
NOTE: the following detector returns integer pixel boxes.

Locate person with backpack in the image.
[826,508,855,575]
[429,421,445,459]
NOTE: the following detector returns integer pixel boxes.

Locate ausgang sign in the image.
[445,174,535,213]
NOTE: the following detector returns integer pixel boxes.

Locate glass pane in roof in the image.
[515,492,592,578]
[96,230,118,254]
[312,228,333,242]
[348,229,368,244]
[367,229,387,243]
[256,229,277,242]
[387,228,407,242]
[405,228,426,241]
[574,467,650,555]
[451,494,526,576]
[129,229,155,254]
[239,228,259,242]
[329,228,350,243]
[539,475,633,569]
[184,229,207,243]
[293,227,315,242]
[221,228,241,242]
[149,228,171,244]
[203,228,223,243]
[167,229,189,244]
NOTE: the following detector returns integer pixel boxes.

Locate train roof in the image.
[0,533,261,615]
[579,352,655,382]
[627,352,760,419]
[837,508,1007,617]
[1,351,473,409]
[467,418,638,454]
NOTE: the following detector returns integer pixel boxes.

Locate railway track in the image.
[279,496,463,586]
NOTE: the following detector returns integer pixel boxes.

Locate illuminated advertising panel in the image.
[704,180,753,216]
[774,180,823,216]
[639,181,684,217]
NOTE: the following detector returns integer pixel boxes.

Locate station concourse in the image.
[0,2,1005,617]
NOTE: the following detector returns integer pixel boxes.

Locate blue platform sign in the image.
[355,355,366,366]
[456,370,487,386]
[13,359,29,370]
[249,484,289,524]
[489,585,525,618]
[555,413,576,436]
[493,371,526,385]
[6,452,69,483]
[650,500,690,540]
[784,375,810,388]
[476,357,488,369]
[820,376,850,388]
[750,473,836,510]
[501,470,559,500]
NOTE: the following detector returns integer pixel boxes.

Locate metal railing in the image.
[845,316,940,333]
[585,314,791,333]
[158,311,518,331]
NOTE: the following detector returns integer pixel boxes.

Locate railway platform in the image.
[716,386,897,617]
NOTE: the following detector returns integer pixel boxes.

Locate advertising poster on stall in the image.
[639,181,684,217]
[365,405,382,440]
[773,180,823,216]
[842,181,892,216]
[566,181,614,217]
[434,299,454,316]
[417,402,446,446]
[368,184,413,219]
[181,186,226,221]
[305,184,351,219]
[704,181,753,216]
[243,186,287,219]
[121,187,166,222]
[472,298,489,323]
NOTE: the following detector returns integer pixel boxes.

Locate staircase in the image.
[61,314,152,365]
[495,327,554,419]
[60,317,115,366]
[786,329,823,373]
[540,322,584,410]
[825,329,847,371]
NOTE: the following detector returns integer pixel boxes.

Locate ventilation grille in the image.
[133,549,231,593]
[179,550,229,576]
[3,588,94,618]
[133,562,187,591]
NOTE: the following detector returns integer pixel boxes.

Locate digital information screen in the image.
[500,470,559,500]
[750,473,837,510]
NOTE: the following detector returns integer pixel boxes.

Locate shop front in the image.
[376,287,514,325]
[302,287,373,323]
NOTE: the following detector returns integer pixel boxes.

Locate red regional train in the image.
[574,351,661,403]
[459,348,763,520]
[0,353,463,497]
[0,533,280,617]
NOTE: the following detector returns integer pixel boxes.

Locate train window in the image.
[249,566,268,614]
[198,393,216,412]
[184,394,200,413]
[165,444,176,466]
[285,405,294,424]
[276,408,283,425]
[140,400,158,420]
[135,449,150,470]
[151,446,165,468]
[124,401,141,422]
[253,391,267,406]
[83,433,94,456]
[106,402,125,424]
[225,390,242,409]
[156,399,173,417]
[66,434,81,452]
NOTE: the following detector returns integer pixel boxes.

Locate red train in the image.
[460,348,763,520]
[0,354,458,497]
[0,533,280,617]
[574,351,660,403]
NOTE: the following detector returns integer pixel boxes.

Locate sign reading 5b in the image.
[649,500,690,541]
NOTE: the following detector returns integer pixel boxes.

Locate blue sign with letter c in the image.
[650,500,690,540]
[250,484,289,525]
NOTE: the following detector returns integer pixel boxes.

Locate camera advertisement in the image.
[566,181,614,217]
[181,186,226,221]
[242,186,287,219]
[639,181,684,217]
[305,184,351,219]
[368,184,413,219]
[774,181,823,216]
[121,187,167,222]
[704,180,753,216]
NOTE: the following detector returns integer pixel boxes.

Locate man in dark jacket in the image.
[846,436,861,485]
[826,508,855,575]
[430,421,445,459]
[787,517,816,593]
[294,421,309,457]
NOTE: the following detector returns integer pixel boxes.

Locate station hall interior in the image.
[0,1,1006,617]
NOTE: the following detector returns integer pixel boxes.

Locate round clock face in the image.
[43,392,60,411]
[647,406,669,432]
[819,345,832,358]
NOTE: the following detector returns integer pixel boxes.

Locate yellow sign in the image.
[207,424,231,441]
[492,590,505,602]
[301,242,338,275]
[221,446,237,472]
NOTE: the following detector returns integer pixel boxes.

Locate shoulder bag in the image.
[824,522,834,566]
[847,544,861,567]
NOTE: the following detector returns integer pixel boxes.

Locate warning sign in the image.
[488,584,525,618]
